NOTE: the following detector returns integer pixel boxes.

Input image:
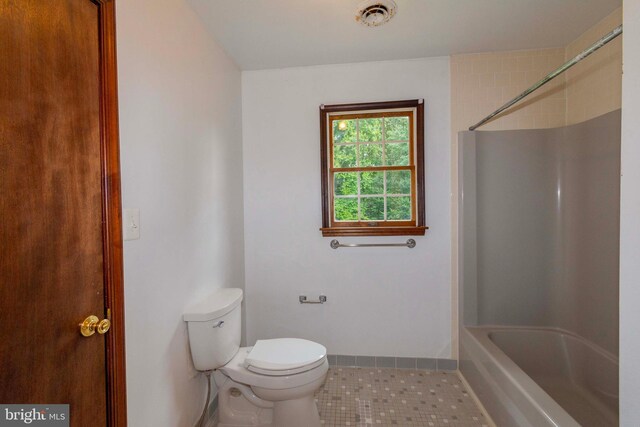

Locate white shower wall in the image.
[242,58,452,358]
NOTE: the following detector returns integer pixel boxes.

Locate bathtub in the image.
[459,326,618,427]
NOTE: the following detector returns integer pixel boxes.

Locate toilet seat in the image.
[247,357,326,376]
[245,338,327,375]
[220,346,328,390]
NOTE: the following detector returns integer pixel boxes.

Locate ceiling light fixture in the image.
[355,0,397,27]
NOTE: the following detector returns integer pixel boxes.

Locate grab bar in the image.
[330,239,416,249]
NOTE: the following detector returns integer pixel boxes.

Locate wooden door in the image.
[0,1,126,425]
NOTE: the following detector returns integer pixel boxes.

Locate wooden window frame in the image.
[320,99,427,237]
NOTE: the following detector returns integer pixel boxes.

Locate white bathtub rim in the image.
[463,326,582,427]
[460,341,543,427]
[478,324,618,364]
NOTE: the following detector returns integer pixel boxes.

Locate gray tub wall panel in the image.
[459,110,621,354]
[554,110,621,355]
[475,129,558,327]
[459,132,479,327]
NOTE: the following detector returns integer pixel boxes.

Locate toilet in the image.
[183,288,328,427]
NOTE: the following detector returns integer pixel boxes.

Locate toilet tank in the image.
[183,288,243,371]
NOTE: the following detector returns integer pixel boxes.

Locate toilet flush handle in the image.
[212,321,224,328]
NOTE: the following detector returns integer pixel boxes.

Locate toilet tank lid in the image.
[183,288,243,322]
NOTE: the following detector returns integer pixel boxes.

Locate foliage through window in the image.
[320,100,427,236]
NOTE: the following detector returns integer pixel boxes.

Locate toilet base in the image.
[217,397,321,427]
[215,372,322,427]
[272,395,321,427]
[215,372,273,427]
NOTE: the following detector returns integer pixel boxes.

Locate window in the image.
[319,100,427,236]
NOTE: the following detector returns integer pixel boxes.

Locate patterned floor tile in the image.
[314,367,489,427]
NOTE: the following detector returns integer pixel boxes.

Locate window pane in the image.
[387,196,411,220]
[386,170,411,194]
[359,143,383,166]
[333,119,356,143]
[384,116,409,141]
[334,172,358,196]
[360,197,384,221]
[358,118,382,142]
[360,171,384,195]
[334,198,358,221]
[333,144,357,168]
[385,142,409,166]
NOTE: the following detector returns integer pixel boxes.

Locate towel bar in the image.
[330,239,416,249]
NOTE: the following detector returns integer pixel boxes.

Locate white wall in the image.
[116,1,244,425]
[620,0,640,423]
[242,58,452,358]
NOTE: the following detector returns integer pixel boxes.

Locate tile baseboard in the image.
[327,354,458,371]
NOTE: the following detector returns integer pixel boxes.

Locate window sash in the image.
[328,111,416,228]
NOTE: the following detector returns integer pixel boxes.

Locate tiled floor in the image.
[314,367,490,427]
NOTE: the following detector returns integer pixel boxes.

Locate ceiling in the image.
[188,0,621,70]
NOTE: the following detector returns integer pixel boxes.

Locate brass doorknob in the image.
[79,315,111,337]
[97,318,111,334]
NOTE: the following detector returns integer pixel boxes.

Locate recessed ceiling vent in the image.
[356,0,397,27]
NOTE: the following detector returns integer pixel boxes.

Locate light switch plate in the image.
[123,208,140,241]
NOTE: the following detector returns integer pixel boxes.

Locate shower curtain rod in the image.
[469,25,623,131]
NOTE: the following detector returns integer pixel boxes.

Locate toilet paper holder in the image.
[299,295,327,304]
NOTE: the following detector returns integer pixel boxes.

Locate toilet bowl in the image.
[183,288,328,427]
[217,345,328,427]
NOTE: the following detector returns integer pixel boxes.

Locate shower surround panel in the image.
[457,110,621,426]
